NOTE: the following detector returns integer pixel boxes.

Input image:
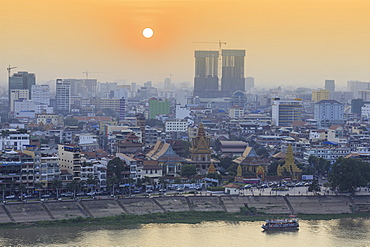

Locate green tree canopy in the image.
[64,117,78,126]
[308,180,321,193]
[67,180,81,193]
[181,164,197,178]
[102,108,117,117]
[107,157,126,181]
[308,155,331,175]
[146,119,164,128]
[328,157,370,192]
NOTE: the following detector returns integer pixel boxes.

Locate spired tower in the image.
[189,123,219,175]
[277,144,302,179]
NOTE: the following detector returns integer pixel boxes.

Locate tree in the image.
[67,180,81,197]
[146,119,164,128]
[268,160,284,176]
[102,108,116,117]
[328,157,370,193]
[107,175,119,195]
[51,178,63,198]
[180,140,191,158]
[308,180,321,193]
[34,182,44,200]
[0,185,5,202]
[181,164,197,178]
[86,175,97,193]
[64,117,78,126]
[107,157,126,181]
[308,155,331,175]
[18,184,27,199]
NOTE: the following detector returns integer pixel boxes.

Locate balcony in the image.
[73,167,81,172]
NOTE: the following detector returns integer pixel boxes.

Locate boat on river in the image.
[261,218,299,231]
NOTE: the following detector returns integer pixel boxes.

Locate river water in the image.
[0,218,369,247]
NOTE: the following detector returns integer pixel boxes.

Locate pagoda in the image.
[188,123,219,175]
[277,144,302,179]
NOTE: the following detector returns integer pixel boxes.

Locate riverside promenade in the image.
[0,194,369,223]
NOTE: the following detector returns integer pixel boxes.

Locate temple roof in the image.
[233,146,269,166]
[146,141,186,162]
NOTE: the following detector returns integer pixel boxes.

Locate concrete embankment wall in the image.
[1,195,369,223]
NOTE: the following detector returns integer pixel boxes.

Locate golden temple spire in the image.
[208,162,216,174]
[280,144,302,179]
[236,164,242,177]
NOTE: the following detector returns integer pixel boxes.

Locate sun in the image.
[142,27,154,38]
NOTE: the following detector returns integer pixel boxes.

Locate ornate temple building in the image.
[232,146,270,180]
[187,123,219,175]
[146,140,186,177]
[277,144,302,179]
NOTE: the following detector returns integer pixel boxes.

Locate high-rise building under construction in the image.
[193,49,245,98]
[221,49,245,96]
[193,50,220,98]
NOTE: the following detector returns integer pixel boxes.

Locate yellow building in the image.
[312,89,330,102]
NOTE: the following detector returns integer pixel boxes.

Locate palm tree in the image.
[0,185,6,202]
[34,182,44,200]
[51,178,63,198]
[107,175,119,196]
[67,180,81,199]
[18,183,27,200]
[86,175,97,193]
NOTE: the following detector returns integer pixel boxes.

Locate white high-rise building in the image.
[31,85,50,106]
[10,89,29,112]
[56,79,71,114]
[314,99,344,127]
[271,98,302,126]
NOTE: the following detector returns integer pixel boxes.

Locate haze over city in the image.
[1,0,369,88]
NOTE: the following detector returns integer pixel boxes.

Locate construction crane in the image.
[7,65,17,78]
[193,40,227,53]
[82,71,101,79]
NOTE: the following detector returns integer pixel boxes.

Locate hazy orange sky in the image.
[1,0,369,89]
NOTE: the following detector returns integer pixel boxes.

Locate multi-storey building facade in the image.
[56,79,71,114]
[221,49,245,96]
[116,153,143,181]
[0,129,30,151]
[149,98,170,119]
[325,79,335,92]
[9,71,35,105]
[31,85,50,106]
[314,99,344,127]
[58,145,81,180]
[271,98,302,126]
[165,119,188,133]
[304,147,351,163]
[10,89,29,112]
[312,89,330,102]
[193,50,219,98]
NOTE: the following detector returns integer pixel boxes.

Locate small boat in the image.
[261,218,299,231]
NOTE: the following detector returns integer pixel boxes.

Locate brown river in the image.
[0,218,368,246]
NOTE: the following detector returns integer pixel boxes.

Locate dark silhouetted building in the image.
[8,71,35,104]
[245,77,254,92]
[325,79,335,92]
[193,50,219,98]
[221,50,245,96]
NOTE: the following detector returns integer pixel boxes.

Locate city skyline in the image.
[1,0,369,89]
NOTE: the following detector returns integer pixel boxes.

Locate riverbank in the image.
[0,211,369,230]
[0,195,369,227]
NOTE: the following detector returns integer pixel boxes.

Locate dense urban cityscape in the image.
[0,47,369,203]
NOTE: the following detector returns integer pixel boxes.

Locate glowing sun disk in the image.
[143,28,153,38]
